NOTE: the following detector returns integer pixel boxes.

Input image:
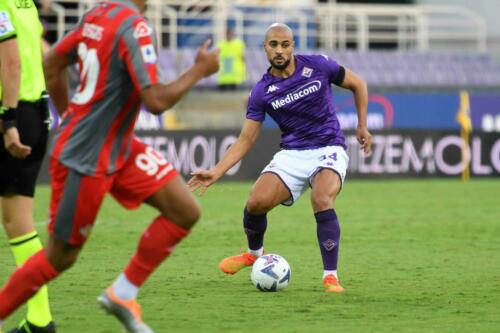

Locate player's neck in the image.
[270,56,296,79]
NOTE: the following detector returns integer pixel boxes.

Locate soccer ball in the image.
[251,254,291,292]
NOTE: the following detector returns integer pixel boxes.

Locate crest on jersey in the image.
[301,66,313,78]
[134,22,152,39]
[0,12,14,38]
[266,84,279,94]
[141,44,157,64]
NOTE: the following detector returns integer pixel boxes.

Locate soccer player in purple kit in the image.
[189,23,372,292]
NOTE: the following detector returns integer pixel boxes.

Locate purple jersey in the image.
[247,54,346,150]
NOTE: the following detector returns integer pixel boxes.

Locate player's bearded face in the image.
[270,55,290,70]
[265,34,294,70]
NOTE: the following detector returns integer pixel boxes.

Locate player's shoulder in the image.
[297,54,337,66]
[249,82,264,98]
[120,15,153,41]
[248,78,269,102]
[99,2,149,33]
[0,2,14,22]
[0,1,11,13]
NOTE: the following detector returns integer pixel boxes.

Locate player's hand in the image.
[356,125,372,154]
[188,169,221,196]
[193,39,220,78]
[3,127,31,159]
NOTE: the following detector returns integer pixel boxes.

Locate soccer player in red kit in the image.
[0,0,219,332]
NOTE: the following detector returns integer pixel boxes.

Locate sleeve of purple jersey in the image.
[119,19,159,91]
[246,86,265,122]
[318,54,342,85]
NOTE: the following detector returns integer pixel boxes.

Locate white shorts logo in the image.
[140,44,157,64]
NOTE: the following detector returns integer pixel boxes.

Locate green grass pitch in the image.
[1,179,499,332]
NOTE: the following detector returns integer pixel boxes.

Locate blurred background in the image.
[38,0,500,180]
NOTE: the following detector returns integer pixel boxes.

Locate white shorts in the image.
[261,145,349,206]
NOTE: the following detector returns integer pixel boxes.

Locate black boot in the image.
[7,320,55,333]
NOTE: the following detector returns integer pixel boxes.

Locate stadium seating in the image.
[44,1,500,89]
[326,51,500,88]
[159,48,500,89]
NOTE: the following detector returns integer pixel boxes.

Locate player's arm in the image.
[41,37,50,55]
[0,38,20,109]
[140,40,219,114]
[340,67,372,154]
[43,48,74,116]
[211,118,262,177]
[0,36,31,158]
[188,119,262,195]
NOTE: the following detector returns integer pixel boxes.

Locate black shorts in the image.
[0,99,49,197]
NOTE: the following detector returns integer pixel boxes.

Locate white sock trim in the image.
[323,270,338,279]
[112,273,139,300]
[248,247,264,257]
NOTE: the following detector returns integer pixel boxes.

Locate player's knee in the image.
[185,201,201,225]
[47,241,81,272]
[1,209,33,236]
[246,197,271,215]
[56,254,78,271]
[311,193,334,212]
[169,200,201,229]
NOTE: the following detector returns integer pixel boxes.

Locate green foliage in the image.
[1,180,499,332]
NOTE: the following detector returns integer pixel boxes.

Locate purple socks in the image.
[243,208,267,250]
[315,209,340,270]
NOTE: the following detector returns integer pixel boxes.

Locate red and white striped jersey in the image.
[51,0,160,176]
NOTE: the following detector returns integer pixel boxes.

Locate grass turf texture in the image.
[1,179,499,332]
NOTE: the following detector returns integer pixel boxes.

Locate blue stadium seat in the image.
[160,48,500,88]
